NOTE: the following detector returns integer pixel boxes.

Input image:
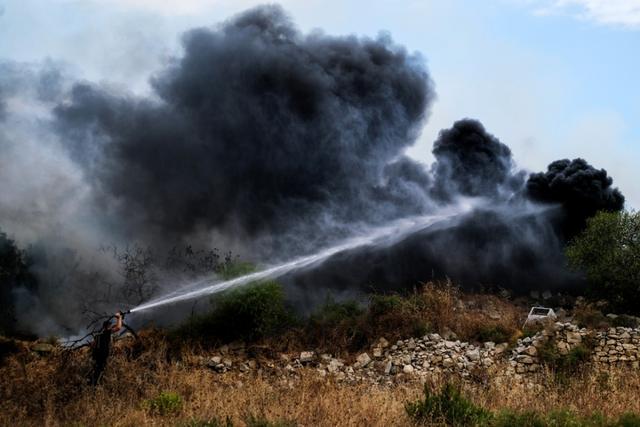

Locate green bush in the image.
[537,340,592,384]
[474,324,512,344]
[614,413,640,427]
[0,229,37,335]
[145,391,183,416]
[369,294,404,317]
[405,383,492,426]
[182,417,233,427]
[244,414,296,427]
[566,211,640,315]
[611,315,639,328]
[217,261,257,281]
[176,281,296,344]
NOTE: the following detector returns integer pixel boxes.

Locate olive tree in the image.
[566,211,640,314]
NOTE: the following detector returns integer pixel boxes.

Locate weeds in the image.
[174,281,297,345]
[145,391,183,416]
[405,382,492,426]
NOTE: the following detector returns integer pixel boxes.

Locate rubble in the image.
[193,322,640,384]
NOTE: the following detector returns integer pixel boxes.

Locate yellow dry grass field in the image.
[2,339,640,427]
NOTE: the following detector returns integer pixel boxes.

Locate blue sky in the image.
[1,0,638,207]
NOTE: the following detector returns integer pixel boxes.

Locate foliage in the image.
[217,261,256,281]
[567,211,640,314]
[405,382,492,426]
[145,391,183,416]
[537,340,593,384]
[611,315,639,328]
[473,324,513,344]
[0,229,36,335]
[304,298,367,352]
[176,281,296,344]
[244,414,297,427]
[406,384,640,426]
[573,304,610,329]
[182,417,234,427]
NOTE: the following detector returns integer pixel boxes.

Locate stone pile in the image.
[509,322,640,375]
[196,322,640,382]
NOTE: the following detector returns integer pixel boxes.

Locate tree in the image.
[566,211,640,314]
[0,229,36,335]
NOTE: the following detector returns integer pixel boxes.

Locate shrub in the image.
[611,315,639,328]
[566,211,640,315]
[0,229,36,335]
[177,281,296,344]
[145,391,183,416]
[304,298,366,352]
[406,383,492,426]
[182,417,233,427]
[538,340,592,383]
[492,410,546,427]
[473,324,513,344]
[615,413,640,427]
[244,414,296,427]
[573,304,609,329]
[218,261,257,281]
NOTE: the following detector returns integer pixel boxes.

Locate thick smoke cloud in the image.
[526,158,625,237]
[431,119,526,200]
[0,5,627,335]
[54,5,434,243]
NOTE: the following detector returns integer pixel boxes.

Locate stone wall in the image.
[193,322,640,383]
[510,322,640,375]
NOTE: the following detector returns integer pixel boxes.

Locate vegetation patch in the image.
[407,383,640,426]
[145,391,183,416]
[175,280,297,345]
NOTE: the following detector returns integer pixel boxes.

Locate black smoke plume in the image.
[526,158,625,237]
[55,5,434,244]
[431,119,524,200]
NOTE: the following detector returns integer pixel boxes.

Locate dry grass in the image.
[2,285,633,426]
[3,332,640,426]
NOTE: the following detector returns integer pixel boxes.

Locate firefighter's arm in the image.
[111,312,123,333]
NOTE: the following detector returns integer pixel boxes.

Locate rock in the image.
[488,311,501,320]
[327,359,344,373]
[524,346,537,357]
[494,343,509,355]
[566,332,582,344]
[377,337,390,348]
[484,342,495,350]
[299,351,315,363]
[442,327,458,340]
[355,352,372,368]
[373,347,383,358]
[211,356,222,364]
[466,349,480,361]
[444,340,456,349]
[223,358,233,367]
[384,360,393,375]
[442,358,455,368]
[403,364,414,374]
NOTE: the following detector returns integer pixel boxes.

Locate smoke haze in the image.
[0,5,626,335]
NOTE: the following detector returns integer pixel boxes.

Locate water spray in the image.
[128,205,475,314]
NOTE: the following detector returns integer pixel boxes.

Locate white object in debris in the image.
[523,306,557,328]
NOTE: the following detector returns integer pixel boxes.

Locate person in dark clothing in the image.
[90,311,122,385]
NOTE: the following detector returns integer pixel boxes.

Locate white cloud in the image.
[528,0,640,28]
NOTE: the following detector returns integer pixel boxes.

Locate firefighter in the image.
[90,311,122,385]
